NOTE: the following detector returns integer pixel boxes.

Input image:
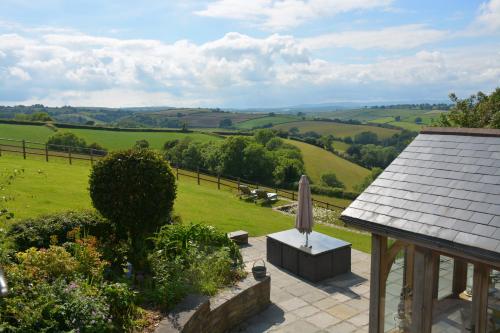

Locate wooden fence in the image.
[0,137,345,210]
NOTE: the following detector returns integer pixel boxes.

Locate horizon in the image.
[1,0,499,108]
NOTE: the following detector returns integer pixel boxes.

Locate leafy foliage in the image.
[437,88,500,128]
[89,149,177,273]
[320,172,345,189]
[149,223,244,308]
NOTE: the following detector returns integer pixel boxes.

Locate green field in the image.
[314,108,447,123]
[332,141,350,153]
[286,139,370,190]
[275,121,399,139]
[235,115,300,130]
[0,153,370,252]
[0,123,221,151]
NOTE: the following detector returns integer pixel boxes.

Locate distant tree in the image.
[219,118,233,128]
[47,132,87,152]
[289,127,300,135]
[414,117,422,124]
[437,88,500,128]
[181,121,188,132]
[354,131,378,144]
[163,139,179,151]
[182,143,203,170]
[254,129,276,145]
[243,143,274,183]
[394,116,401,121]
[268,112,275,117]
[303,131,320,139]
[88,142,107,156]
[220,136,249,177]
[344,136,353,144]
[266,137,284,150]
[85,120,95,126]
[273,158,304,187]
[320,172,345,189]
[134,139,150,149]
[30,112,52,122]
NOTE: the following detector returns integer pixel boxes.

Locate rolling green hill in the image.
[275,120,399,139]
[235,115,300,129]
[286,139,370,190]
[0,154,370,252]
[0,123,221,151]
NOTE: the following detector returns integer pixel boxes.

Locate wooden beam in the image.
[471,263,490,333]
[384,240,405,281]
[452,259,468,298]
[411,246,438,333]
[369,234,387,333]
[431,255,440,300]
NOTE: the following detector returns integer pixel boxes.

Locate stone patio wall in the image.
[156,275,271,333]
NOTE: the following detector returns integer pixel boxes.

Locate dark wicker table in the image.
[266,229,351,282]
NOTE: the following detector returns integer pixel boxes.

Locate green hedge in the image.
[310,184,359,200]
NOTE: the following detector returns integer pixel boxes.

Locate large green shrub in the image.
[47,132,87,152]
[8,210,111,251]
[150,223,244,309]
[89,149,177,274]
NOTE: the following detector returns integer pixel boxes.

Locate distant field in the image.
[332,141,350,153]
[315,108,447,123]
[369,110,443,131]
[178,112,259,128]
[0,154,370,252]
[275,121,399,139]
[0,123,221,151]
[235,115,300,129]
[286,139,370,190]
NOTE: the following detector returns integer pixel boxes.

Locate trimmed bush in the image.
[89,149,177,274]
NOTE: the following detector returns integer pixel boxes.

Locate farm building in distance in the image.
[341,127,500,333]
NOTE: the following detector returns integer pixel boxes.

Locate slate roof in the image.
[341,127,500,260]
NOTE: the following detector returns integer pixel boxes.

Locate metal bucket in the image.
[252,259,267,279]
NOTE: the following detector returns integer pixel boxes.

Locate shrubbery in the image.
[47,132,107,154]
[150,223,244,309]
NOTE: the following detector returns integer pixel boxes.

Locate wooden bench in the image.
[228,230,249,245]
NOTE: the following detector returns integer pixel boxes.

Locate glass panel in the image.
[384,249,406,332]
[487,269,500,333]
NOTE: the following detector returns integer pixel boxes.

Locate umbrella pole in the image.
[306,233,309,247]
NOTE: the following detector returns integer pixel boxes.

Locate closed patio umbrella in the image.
[295,175,313,247]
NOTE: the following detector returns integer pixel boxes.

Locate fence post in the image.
[176,165,179,180]
[68,147,72,165]
[237,178,240,190]
[0,144,2,157]
[292,191,295,200]
[45,144,49,162]
[326,202,330,210]
[22,140,26,159]
[217,173,220,190]
[197,167,200,185]
[90,149,94,166]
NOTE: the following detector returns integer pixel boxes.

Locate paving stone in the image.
[347,312,370,327]
[305,312,341,328]
[313,297,339,310]
[271,320,321,333]
[279,297,309,312]
[326,321,358,333]
[291,305,321,318]
[327,303,360,320]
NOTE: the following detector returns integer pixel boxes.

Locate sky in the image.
[0,0,499,108]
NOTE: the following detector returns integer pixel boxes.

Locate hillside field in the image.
[286,139,370,190]
[0,123,221,150]
[275,121,399,139]
[313,107,447,123]
[0,153,370,252]
[235,115,300,129]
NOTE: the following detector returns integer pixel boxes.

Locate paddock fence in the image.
[0,137,346,211]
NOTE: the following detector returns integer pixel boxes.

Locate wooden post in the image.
[452,259,468,298]
[237,178,240,189]
[197,168,200,185]
[431,255,440,300]
[68,147,72,165]
[410,246,438,333]
[404,245,415,319]
[369,234,387,333]
[0,144,2,157]
[22,140,26,159]
[292,191,295,200]
[217,174,220,190]
[90,149,94,166]
[45,144,49,162]
[176,165,179,180]
[471,263,490,333]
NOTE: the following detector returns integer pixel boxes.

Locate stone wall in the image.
[156,275,271,333]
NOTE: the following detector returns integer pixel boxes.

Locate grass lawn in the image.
[235,115,299,130]
[0,123,221,151]
[285,139,370,190]
[274,120,399,139]
[0,153,370,253]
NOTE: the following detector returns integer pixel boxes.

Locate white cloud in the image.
[476,0,500,31]
[195,0,393,31]
[0,27,499,107]
[302,24,448,50]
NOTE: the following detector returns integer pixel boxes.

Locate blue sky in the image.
[0,0,499,107]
